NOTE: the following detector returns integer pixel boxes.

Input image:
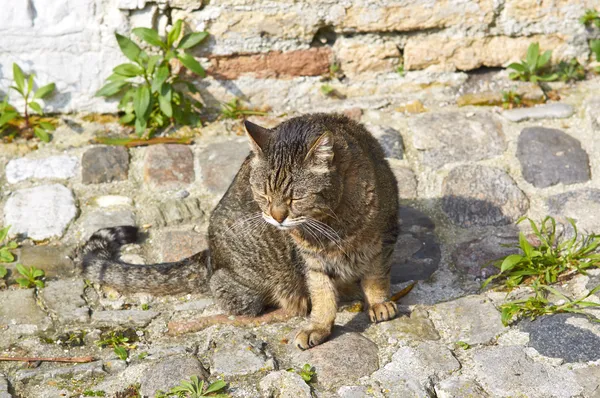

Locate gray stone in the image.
[503,103,575,122]
[442,165,529,227]
[6,155,78,184]
[198,140,249,195]
[143,197,205,227]
[586,96,600,129]
[40,279,89,324]
[574,366,600,398]
[377,341,460,385]
[82,146,129,184]
[547,189,600,232]
[391,166,417,200]
[392,207,440,283]
[435,376,489,398]
[452,229,519,278]
[259,370,312,398]
[174,298,213,312]
[10,246,74,281]
[473,345,581,398]
[0,288,51,333]
[377,308,440,341]
[157,230,207,262]
[91,310,160,327]
[92,195,133,208]
[370,370,432,397]
[209,328,275,377]
[337,386,370,398]
[140,356,209,398]
[428,295,506,345]
[291,330,379,389]
[4,184,77,240]
[410,112,505,169]
[15,361,105,383]
[368,125,404,159]
[517,127,590,188]
[144,144,195,189]
[0,373,11,398]
[521,314,600,363]
[81,209,136,239]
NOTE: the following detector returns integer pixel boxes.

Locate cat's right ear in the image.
[244,120,271,155]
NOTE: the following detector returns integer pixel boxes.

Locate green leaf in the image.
[34,126,50,142]
[177,31,209,49]
[134,85,151,123]
[204,380,227,394]
[537,50,552,68]
[0,226,9,243]
[135,117,147,136]
[132,27,167,50]
[34,279,45,288]
[13,63,25,94]
[526,43,539,68]
[146,55,161,76]
[507,62,526,72]
[113,346,128,361]
[16,278,30,288]
[113,63,144,77]
[119,113,136,124]
[151,64,169,93]
[167,20,183,48]
[0,265,7,278]
[95,80,129,97]
[158,84,173,117]
[33,83,56,100]
[28,101,43,115]
[115,33,142,62]
[519,232,534,259]
[500,254,524,273]
[15,264,27,277]
[27,74,34,97]
[590,40,600,61]
[177,52,206,77]
[39,122,56,131]
[0,111,18,127]
[106,73,130,82]
[0,248,14,263]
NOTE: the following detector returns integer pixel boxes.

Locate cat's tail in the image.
[78,226,211,295]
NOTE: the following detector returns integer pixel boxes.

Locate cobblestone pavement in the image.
[1,73,600,397]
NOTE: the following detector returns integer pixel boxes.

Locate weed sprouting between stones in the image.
[219,98,269,120]
[155,376,228,398]
[483,216,600,325]
[96,329,139,361]
[287,363,317,384]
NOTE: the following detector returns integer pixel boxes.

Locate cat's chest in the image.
[300,242,380,281]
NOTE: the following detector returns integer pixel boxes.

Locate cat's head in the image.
[245,118,341,230]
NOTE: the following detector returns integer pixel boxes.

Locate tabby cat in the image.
[80,113,400,349]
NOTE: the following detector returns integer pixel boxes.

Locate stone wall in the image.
[0,0,598,114]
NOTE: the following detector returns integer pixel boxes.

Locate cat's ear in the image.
[244,120,271,155]
[305,132,334,163]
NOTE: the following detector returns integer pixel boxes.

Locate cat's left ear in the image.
[305,132,334,163]
[244,120,271,155]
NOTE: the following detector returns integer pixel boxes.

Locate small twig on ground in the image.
[0,356,95,363]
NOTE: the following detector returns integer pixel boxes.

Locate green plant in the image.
[483,216,600,325]
[507,43,558,83]
[0,63,56,142]
[483,217,600,289]
[287,364,317,384]
[455,341,471,350]
[137,351,149,360]
[96,20,209,137]
[0,226,17,263]
[96,331,136,361]
[141,303,150,311]
[320,84,334,96]
[556,59,586,82]
[15,264,45,288]
[219,98,268,120]
[501,90,522,109]
[499,283,600,326]
[580,9,600,28]
[396,65,406,77]
[590,40,600,73]
[0,265,6,279]
[156,376,228,398]
[83,390,107,397]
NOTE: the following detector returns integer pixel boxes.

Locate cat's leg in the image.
[361,251,398,323]
[210,268,265,316]
[293,268,337,349]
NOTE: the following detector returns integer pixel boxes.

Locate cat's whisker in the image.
[224,212,263,234]
[236,218,265,236]
[301,223,325,251]
[305,218,346,255]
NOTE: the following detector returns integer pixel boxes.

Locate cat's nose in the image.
[270,205,288,224]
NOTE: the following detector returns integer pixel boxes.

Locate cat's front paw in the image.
[368,301,398,323]
[293,324,331,350]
